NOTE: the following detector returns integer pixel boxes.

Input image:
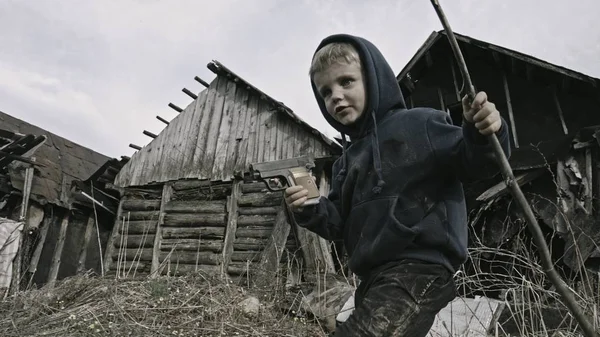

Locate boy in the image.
[285,34,511,336]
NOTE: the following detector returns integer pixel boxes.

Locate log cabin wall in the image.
[104,179,303,284]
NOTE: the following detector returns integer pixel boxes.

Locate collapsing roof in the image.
[0,111,112,207]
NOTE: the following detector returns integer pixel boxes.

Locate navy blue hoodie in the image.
[295,34,511,277]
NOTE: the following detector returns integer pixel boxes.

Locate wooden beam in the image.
[151,183,173,277]
[156,116,170,125]
[502,72,519,148]
[25,211,50,288]
[103,199,124,274]
[10,165,35,293]
[47,211,70,287]
[0,151,44,166]
[585,148,593,213]
[553,86,569,135]
[168,103,183,113]
[253,200,291,287]
[129,144,142,151]
[143,130,157,139]
[222,180,242,274]
[182,88,198,100]
[194,76,210,88]
[76,215,96,274]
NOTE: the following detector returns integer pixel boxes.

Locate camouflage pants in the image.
[334,260,456,337]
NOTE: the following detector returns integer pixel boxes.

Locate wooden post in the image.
[10,165,34,293]
[222,180,242,275]
[103,199,125,274]
[151,183,173,277]
[129,144,142,151]
[502,72,519,148]
[47,211,70,287]
[76,215,96,274]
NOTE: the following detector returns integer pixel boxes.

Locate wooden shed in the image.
[105,61,342,284]
[0,111,123,292]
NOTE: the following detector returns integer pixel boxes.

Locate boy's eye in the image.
[341,78,353,87]
[321,89,331,98]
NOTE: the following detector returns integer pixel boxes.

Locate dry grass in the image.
[0,271,327,337]
[457,205,600,337]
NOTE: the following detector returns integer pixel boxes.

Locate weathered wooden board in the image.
[114,73,336,187]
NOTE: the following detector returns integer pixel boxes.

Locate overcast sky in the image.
[1,0,599,158]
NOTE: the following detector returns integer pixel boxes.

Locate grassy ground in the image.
[0,272,328,337]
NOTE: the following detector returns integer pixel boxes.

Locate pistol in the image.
[249,156,321,205]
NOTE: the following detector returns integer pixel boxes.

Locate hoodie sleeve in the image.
[425,109,511,182]
[291,162,344,242]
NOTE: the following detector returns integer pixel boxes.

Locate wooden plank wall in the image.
[115,75,335,187]
[105,179,303,284]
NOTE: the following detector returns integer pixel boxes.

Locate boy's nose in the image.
[331,89,343,103]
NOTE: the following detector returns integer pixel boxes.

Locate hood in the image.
[310,34,407,139]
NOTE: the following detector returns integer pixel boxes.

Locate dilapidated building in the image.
[395,31,600,334]
[0,111,125,293]
[104,61,342,285]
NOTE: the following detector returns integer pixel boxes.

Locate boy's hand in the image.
[462,91,502,136]
[284,185,309,212]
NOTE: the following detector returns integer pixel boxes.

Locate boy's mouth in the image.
[335,106,350,116]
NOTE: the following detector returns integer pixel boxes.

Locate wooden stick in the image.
[143,130,157,139]
[182,88,198,100]
[47,211,70,287]
[156,116,170,125]
[194,76,210,88]
[168,103,183,113]
[129,144,142,151]
[431,1,597,335]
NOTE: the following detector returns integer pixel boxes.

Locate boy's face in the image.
[313,61,366,126]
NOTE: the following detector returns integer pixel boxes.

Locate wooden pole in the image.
[151,183,173,277]
[47,211,70,287]
[553,86,569,135]
[11,165,35,293]
[76,215,95,274]
[168,103,183,113]
[194,76,210,88]
[182,88,198,100]
[156,116,170,125]
[129,144,142,151]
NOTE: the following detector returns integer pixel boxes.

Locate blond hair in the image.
[309,42,361,77]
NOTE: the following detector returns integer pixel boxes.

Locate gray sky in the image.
[1,0,599,158]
